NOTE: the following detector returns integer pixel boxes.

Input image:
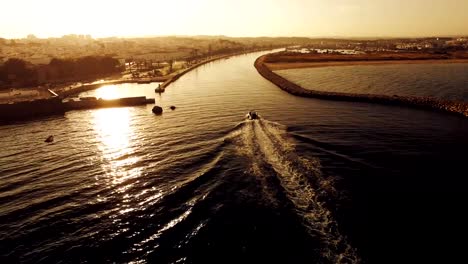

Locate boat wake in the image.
[225,118,360,263]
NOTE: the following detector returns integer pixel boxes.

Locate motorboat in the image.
[246,111,259,120]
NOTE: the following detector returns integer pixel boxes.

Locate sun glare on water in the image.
[92,107,141,186]
[93,107,131,155]
[94,85,121,100]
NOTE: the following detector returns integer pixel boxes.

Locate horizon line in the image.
[2,33,468,41]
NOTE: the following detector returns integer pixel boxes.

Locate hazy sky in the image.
[1,0,467,38]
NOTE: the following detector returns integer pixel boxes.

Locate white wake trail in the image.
[234,119,360,263]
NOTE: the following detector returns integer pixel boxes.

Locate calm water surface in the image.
[277,63,468,101]
[1,51,468,263]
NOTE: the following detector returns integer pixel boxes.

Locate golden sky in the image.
[1,0,467,38]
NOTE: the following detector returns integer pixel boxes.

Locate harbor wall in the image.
[63,97,154,110]
[0,96,155,121]
[0,97,65,121]
[254,54,468,118]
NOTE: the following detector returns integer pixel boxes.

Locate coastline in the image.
[266,58,468,71]
[53,77,169,98]
[254,54,468,118]
[161,48,274,89]
[0,49,279,122]
[54,48,275,97]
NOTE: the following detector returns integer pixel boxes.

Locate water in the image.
[1,51,468,263]
[276,63,468,101]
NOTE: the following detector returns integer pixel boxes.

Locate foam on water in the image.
[227,119,360,263]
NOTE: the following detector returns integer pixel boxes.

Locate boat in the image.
[45,135,54,143]
[246,111,259,120]
[155,84,165,93]
[79,96,97,101]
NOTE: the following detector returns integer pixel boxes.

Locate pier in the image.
[0,95,155,121]
[63,96,155,111]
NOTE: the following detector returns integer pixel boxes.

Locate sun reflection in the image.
[92,108,141,185]
[94,85,121,100]
[93,108,131,155]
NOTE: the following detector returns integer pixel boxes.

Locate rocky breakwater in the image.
[254,54,468,118]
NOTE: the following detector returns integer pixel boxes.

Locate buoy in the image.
[169,105,176,110]
[45,135,54,143]
[152,106,163,115]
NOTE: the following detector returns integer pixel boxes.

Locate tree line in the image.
[0,56,122,89]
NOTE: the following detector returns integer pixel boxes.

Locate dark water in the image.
[1,51,468,263]
[277,63,468,101]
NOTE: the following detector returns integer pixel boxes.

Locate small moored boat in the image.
[155,84,165,93]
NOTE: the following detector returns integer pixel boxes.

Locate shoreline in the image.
[0,49,279,122]
[54,48,275,97]
[254,54,468,118]
[266,58,468,71]
[53,77,170,98]
[161,48,275,89]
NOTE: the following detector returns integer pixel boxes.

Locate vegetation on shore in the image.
[0,36,291,91]
[0,56,122,90]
